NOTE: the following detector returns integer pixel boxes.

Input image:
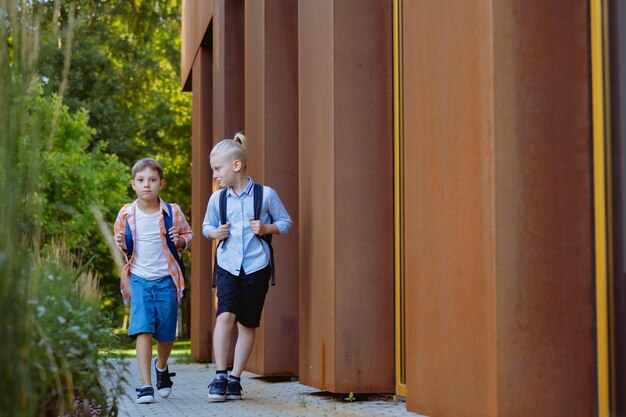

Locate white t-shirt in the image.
[131,207,170,280]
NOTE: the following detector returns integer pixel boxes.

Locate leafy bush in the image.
[29,252,126,416]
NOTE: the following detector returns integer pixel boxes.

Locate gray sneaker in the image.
[208,375,227,401]
[135,386,155,404]
[226,377,243,400]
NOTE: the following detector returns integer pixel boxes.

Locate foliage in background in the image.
[29,91,129,315]
[0,1,126,415]
[33,0,192,319]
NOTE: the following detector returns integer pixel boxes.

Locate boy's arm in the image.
[173,204,193,251]
[113,206,129,254]
[267,188,292,234]
[202,192,221,239]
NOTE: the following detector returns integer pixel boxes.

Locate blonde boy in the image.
[202,134,292,401]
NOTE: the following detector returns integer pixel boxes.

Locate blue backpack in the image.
[124,202,186,278]
[212,183,275,287]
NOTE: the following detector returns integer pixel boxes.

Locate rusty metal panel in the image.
[402,2,498,415]
[212,0,245,139]
[333,0,394,393]
[298,0,336,391]
[182,0,213,90]
[403,1,595,416]
[244,0,300,377]
[298,0,394,393]
[492,1,594,415]
[190,47,214,362]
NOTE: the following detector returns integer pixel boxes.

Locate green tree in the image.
[28,90,129,314]
[36,0,191,211]
[33,0,193,316]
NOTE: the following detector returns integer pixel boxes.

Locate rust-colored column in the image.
[210,0,245,365]
[213,0,244,140]
[190,46,214,362]
[298,0,394,392]
[402,1,594,416]
[492,1,594,415]
[403,2,497,413]
[244,0,299,376]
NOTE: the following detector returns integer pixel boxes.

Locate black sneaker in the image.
[154,357,176,398]
[135,386,155,404]
[226,377,243,400]
[208,375,227,402]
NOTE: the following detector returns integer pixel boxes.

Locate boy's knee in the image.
[216,312,236,326]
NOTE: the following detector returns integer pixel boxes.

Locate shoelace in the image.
[157,370,176,381]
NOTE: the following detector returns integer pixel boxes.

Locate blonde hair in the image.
[210,132,248,165]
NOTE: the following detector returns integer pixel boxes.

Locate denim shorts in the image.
[215,264,271,328]
[128,274,178,342]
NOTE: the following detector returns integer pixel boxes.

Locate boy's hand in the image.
[250,218,266,236]
[114,231,127,251]
[215,223,230,240]
[169,227,185,248]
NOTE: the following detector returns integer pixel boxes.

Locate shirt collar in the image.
[130,196,168,215]
[226,177,254,197]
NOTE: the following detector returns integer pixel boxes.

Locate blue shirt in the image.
[202,178,292,276]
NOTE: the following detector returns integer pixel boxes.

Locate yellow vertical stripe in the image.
[590,0,610,415]
[393,0,406,397]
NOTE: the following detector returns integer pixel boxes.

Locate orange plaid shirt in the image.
[113,198,193,305]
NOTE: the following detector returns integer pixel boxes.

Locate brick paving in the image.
[114,359,424,417]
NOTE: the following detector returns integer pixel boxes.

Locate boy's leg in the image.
[152,276,178,398]
[136,332,153,387]
[231,264,271,377]
[213,312,236,370]
[208,312,236,401]
[156,341,174,368]
[223,265,271,400]
[230,324,255,378]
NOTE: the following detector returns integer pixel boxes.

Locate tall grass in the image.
[0,2,124,415]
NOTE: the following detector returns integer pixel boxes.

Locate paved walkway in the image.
[114,359,424,417]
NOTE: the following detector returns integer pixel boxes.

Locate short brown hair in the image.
[131,158,164,180]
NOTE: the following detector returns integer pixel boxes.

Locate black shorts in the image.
[215,264,271,328]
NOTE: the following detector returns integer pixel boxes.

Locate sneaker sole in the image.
[157,388,171,398]
[136,395,155,404]
[208,393,227,402]
[226,394,242,400]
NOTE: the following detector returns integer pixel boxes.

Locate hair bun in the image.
[233,132,247,149]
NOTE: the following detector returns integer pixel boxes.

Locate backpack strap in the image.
[212,188,228,287]
[164,203,186,278]
[219,187,228,226]
[253,184,275,286]
[124,216,134,259]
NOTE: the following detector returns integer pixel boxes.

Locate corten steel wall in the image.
[183,0,215,362]
[212,0,244,140]
[209,0,245,365]
[610,1,626,413]
[244,0,299,376]
[492,2,594,415]
[182,0,213,90]
[403,1,594,416]
[298,0,394,392]
[190,46,214,362]
[402,1,498,414]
